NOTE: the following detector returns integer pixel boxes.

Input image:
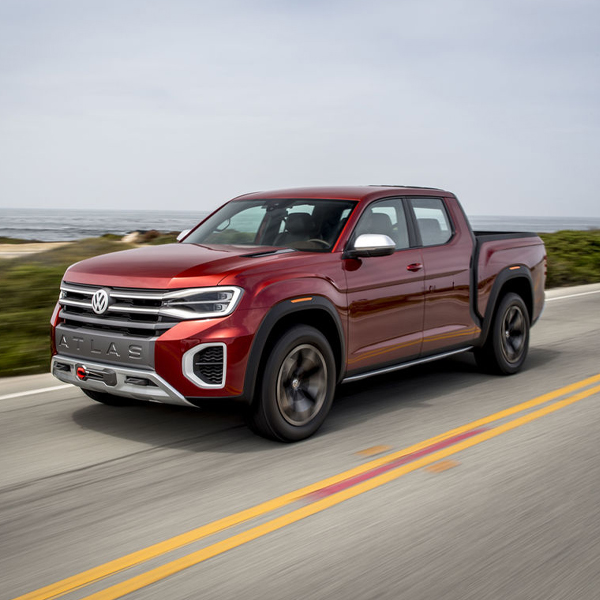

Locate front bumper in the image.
[51,304,263,402]
[51,355,196,407]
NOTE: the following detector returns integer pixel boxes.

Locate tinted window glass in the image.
[353,198,410,250]
[184,199,357,252]
[204,205,266,244]
[410,198,452,246]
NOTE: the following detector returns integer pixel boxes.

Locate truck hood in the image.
[64,243,287,289]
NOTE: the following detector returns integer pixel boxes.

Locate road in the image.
[2,283,600,600]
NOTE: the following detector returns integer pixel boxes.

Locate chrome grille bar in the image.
[59,282,178,336]
[60,299,93,309]
[60,284,97,296]
[109,306,161,315]
[59,282,243,323]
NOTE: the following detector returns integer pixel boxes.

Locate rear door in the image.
[407,197,479,355]
[344,198,425,374]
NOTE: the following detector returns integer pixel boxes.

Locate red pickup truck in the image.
[51,186,546,441]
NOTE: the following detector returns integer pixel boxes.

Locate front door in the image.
[344,198,425,374]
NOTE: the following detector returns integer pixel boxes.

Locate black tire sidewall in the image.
[258,325,336,442]
[491,293,530,375]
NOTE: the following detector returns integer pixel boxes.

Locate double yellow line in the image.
[15,374,600,600]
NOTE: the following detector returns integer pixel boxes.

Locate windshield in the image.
[183,199,357,252]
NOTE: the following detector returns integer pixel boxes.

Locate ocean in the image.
[0,208,208,242]
[1,208,599,242]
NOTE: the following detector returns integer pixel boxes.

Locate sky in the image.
[1,0,599,216]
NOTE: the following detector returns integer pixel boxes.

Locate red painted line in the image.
[305,427,489,502]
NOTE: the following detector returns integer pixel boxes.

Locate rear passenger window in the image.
[353,199,410,250]
[410,198,453,246]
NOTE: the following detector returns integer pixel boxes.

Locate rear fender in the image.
[476,266,534,347]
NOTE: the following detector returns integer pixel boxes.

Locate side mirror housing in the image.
[345,234,396,258]
[177,229,191,242]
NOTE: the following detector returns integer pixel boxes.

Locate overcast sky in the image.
[1,0,599,216]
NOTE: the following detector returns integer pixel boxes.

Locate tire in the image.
[475,292,530,375]
[82,388,139,406]
[248,325,336,442]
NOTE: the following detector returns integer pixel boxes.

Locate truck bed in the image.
[472,231,546,323]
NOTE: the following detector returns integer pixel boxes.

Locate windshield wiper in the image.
[240,248,297,258]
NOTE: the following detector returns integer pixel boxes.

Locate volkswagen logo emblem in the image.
[91,289,110,315]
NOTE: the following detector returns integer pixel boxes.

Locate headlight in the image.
[160,287,243,320]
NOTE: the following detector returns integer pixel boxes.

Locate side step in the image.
[342,347,473,384]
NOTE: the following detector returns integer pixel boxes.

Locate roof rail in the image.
[369,184,445,191]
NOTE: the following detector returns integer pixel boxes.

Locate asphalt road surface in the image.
[2,283,600,600]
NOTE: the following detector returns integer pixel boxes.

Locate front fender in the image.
[241,294,347,403]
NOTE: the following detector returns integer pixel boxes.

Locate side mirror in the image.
[177,229,191,242]
[346,234,396,258]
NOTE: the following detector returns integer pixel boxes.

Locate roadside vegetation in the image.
[0,230,598,378]
[539,230,600,288]
[0,233,176,377]
[0,236,40,244]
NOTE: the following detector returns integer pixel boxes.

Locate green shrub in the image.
[0,236,37,244]
[0,238,137,376]
[0,234,185,376]
[0,264,65,376]
[540,230,600,287]
[146,232,179,245]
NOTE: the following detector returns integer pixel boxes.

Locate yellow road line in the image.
[80,382,600,600]
[13,373,600,600]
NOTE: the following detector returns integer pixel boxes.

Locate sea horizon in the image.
[1,207,599,242]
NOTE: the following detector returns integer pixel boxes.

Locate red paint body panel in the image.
[344,250,425,370]
[420,197,480,354]
[65,243,282,289]
[154,309,263,397]
[50,186,546,402]
[476,238,546,321]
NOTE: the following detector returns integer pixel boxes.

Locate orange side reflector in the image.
[509,266,521,270]
[291,297,313,303]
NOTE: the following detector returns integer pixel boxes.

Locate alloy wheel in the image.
[276,344,328,426]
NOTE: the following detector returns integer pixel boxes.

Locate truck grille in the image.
[192,346,224,385]
[58,282,180,337]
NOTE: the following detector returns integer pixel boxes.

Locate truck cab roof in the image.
[234,185,455,202]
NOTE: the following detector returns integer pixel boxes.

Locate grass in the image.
[0,238,138,377]
[0,233,184,377]
[0,230,598,378]
[0,236,39,244]
[540,230,600,288]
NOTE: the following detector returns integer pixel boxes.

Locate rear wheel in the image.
[475,292,530,375]
[82,389,139,406]
[248,325,336,442]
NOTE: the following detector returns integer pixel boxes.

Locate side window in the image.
[353,199,410,250]
[410,198,452,246]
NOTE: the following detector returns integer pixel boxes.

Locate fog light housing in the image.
[182,343,226,388]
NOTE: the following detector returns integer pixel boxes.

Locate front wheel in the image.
[248,325,336,442]
[475,292,530,375]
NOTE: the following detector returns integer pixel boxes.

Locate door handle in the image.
[406,263,423,272]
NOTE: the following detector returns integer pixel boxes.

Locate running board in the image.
[341,347,473,384]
